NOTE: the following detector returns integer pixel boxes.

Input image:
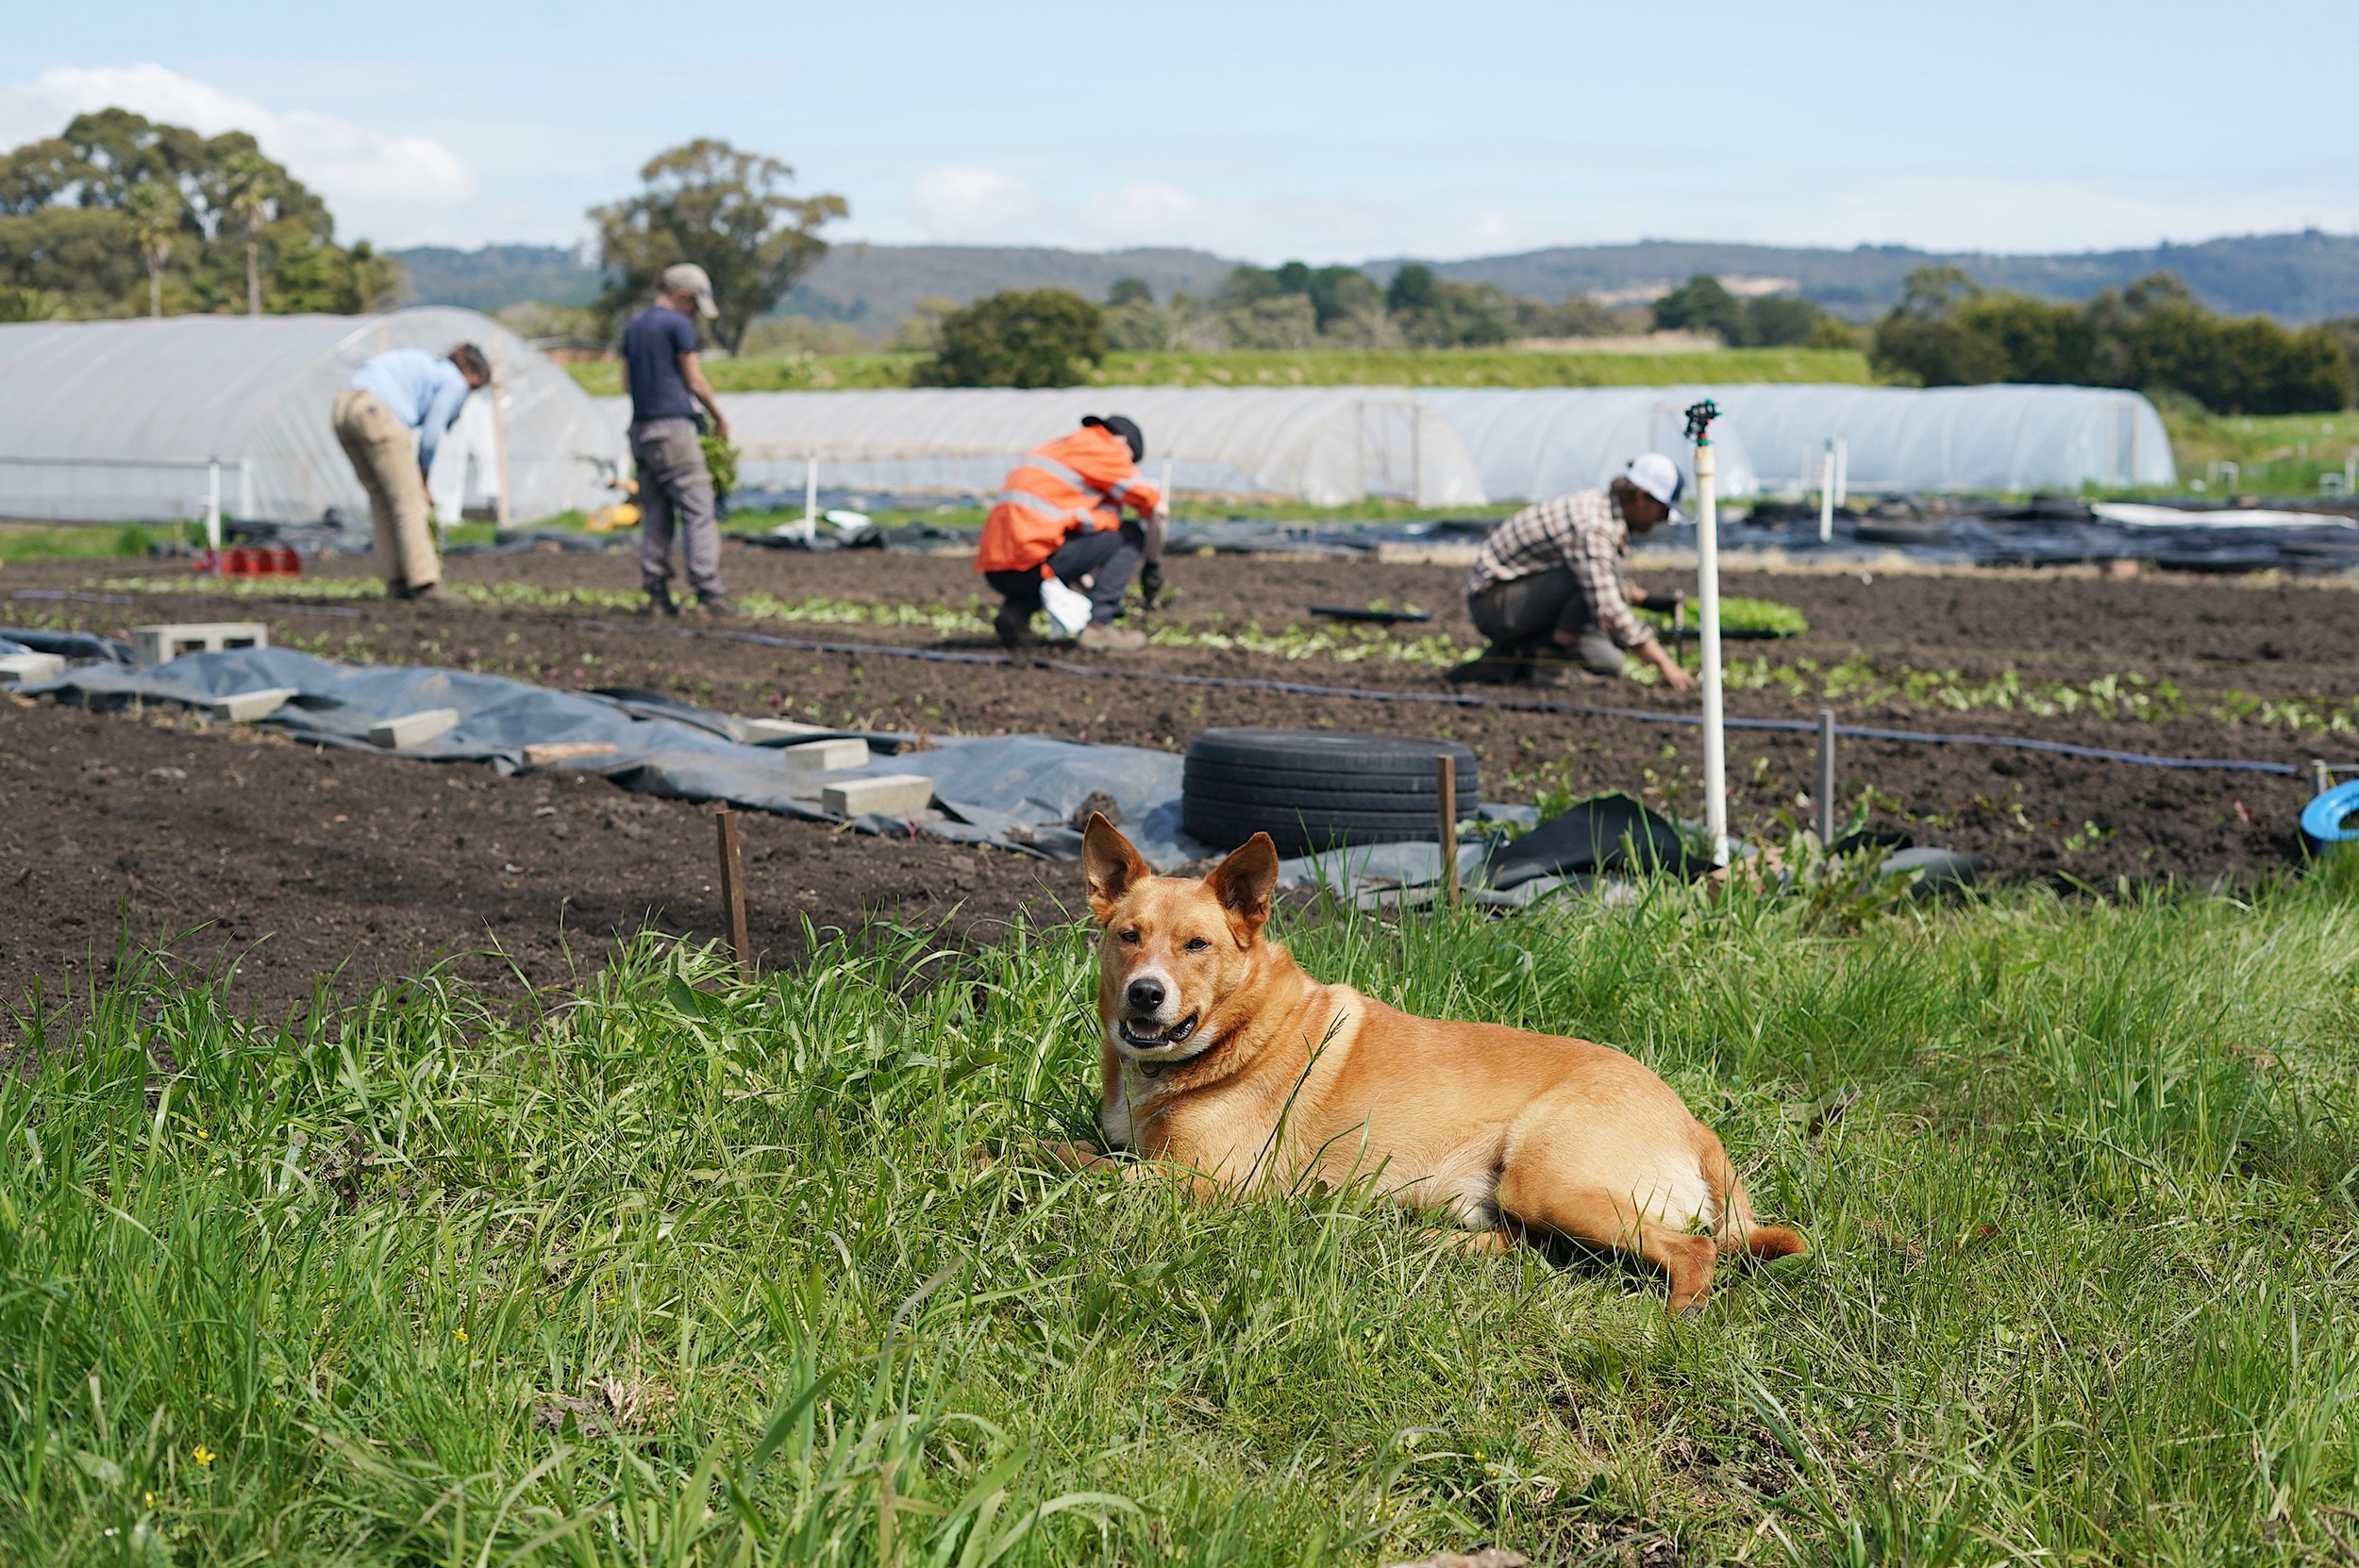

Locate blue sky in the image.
[4,1,2353,261]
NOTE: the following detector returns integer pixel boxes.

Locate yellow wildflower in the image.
[191,1445,214,1466]
[453,1327,468,1343]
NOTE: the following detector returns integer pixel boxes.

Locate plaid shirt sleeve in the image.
[1467,490,1653,648]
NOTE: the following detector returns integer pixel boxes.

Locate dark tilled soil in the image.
[3,542,2350,1012]
[0,698,1067,1019]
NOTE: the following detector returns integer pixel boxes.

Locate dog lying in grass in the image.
[1044,814,1806,1313]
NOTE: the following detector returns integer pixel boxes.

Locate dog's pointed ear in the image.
[1206,832,1280,940]
[1082,812,1149,922]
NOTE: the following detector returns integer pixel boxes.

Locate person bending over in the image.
[1450,453,1696,690]
[977,414,1168,652]
[332,342,490,599]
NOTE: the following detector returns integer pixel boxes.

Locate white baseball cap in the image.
[1623,452,1687,521]
[661,262,720,319]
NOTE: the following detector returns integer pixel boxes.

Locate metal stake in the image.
[490,340,513,531]
[1818,708,1838,849]
[1436,754,1459,908]
[714,807,751,980]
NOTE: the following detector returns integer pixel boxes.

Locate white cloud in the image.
[1080,182,1209,245]
[908,165,1046,242]
[0,63,475,244]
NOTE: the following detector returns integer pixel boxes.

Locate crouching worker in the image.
[978,414,1168,651]
[1449,453,1696,690]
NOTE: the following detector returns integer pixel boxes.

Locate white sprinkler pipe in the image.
[1832,435,1849,509]
[1688,401,1730,868]
[802,456,819,542]
[1817,442,1835,543]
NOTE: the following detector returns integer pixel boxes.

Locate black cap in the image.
[1082,413,1145,463]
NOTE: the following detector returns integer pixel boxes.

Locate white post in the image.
[490,341,513,531]
[1832,435,1849,509]
[204,459,222,550]
[1690,404,1729,869]
[802,455,819,542]
[1817,442,1835,543]
[1160,458,1173,505]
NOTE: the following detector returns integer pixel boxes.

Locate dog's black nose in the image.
[1126,976,1165,1012]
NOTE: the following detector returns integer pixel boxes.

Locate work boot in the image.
[408,582,442,602]
[1076,622,1147,652]
[993,601,1033,649]
[696,592,738,618]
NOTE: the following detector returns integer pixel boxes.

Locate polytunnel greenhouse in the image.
[1414,388,1760,504]
[594,387,1487,508]
[0,309,625,525]
[1692,384,2177,494]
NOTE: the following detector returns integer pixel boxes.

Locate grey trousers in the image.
[1467,568,1628,675]
[631,417,722,597]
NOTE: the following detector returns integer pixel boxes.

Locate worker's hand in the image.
[1151,500,1171,525]
[1645,641,1696,692]
[1625,581,1651,605]
[711,413,731,442]
[1139,560,1164,609]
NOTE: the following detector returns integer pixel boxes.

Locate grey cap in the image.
[661,262,718,320]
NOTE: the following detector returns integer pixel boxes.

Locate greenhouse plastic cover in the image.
[1693,384,2175,494]
[0,310,625,525]
[596,386,1486,508]
[1415,388,1761,503]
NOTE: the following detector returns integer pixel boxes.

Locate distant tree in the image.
[1220,292,1317,350]
[218,149,277,315]
[2324,317,2359,409]
[1870,266,2009,385]
[1106,275,1153,307]
[0,108,374,317]
[1951,292,2089,383]
[125,181,178,318]
[912,288,1104,387]
[593,139,847,356]
[1384,263,1443,318]
[889,294,959,355]
[1651,275,1749,343]
[1743,292,1853,348]
[270,234,401,314]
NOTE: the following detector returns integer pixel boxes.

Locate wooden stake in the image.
[1436,754,1459,908]
[2314,759,2334,799]
[714,807,751,979]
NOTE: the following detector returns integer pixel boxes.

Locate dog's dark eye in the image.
[1119,928,1141,945]
[1185,937,1211,953]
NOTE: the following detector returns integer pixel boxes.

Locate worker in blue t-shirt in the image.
[331,343,490,598]
[620,263,736,616]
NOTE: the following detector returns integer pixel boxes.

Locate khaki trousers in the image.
[332,388,439,591]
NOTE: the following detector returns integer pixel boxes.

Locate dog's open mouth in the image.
[1118,1013,1199,1052]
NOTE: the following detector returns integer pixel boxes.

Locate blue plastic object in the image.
[2301,779,2359,848]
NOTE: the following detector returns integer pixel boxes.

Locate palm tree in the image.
[221,152,276,316]
[125,183,180,319]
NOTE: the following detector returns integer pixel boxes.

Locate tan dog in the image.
[1052,814,1806,1313]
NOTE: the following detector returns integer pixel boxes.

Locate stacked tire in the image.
[1180,728,1480,856]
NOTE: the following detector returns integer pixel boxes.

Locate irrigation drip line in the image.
[587,622,2316,779]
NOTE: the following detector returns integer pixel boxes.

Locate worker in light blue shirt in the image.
[331,343,492,598]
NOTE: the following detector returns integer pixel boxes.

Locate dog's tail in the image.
[1708,1145,1809,1259]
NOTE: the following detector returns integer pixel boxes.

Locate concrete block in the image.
[0,651,65,685]
[204,687,297,724]
[522,741,620,766]
[745,717,837,745]
[132,622,269,668]
[822,774,935,819]
[368,709,460,749]
[776,737,869,772]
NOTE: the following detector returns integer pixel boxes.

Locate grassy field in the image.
[563,347,1875,398]
[0,522,175,564]
[6,858,2357,1565]
[2155,409,2359,498]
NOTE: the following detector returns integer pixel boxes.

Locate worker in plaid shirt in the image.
[1448,453,1697,690]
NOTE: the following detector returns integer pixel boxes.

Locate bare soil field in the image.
[4,540,2351,1011]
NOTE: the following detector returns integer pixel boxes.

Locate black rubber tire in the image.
[1181,728,1480,854]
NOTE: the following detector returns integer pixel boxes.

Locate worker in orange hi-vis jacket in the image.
[977,413,1169,651]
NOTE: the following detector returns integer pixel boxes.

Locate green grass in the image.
[565,347,1875,398]
[2157,409,2359,497]
[0,522,174,563]
[5,861,2359,1564]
